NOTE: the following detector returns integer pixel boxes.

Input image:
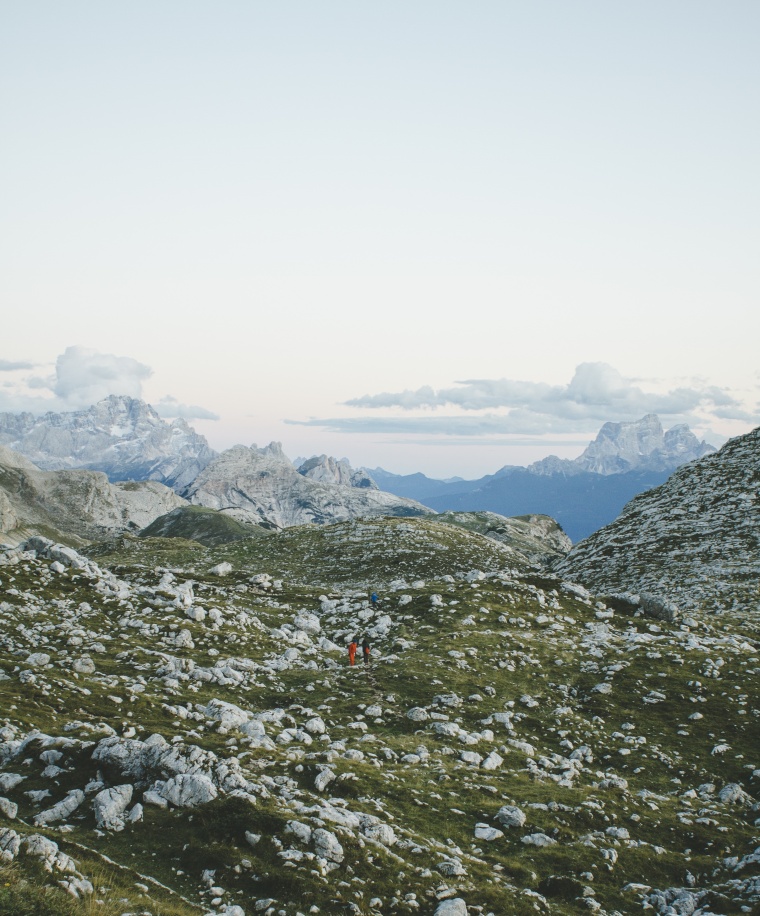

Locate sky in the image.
[1,1,758,477]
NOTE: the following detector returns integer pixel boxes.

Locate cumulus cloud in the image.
[52,346,152,406]
[153,396,219,421]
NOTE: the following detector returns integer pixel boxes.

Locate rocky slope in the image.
[183,443,431,528]
[0,445,187,547]
[0,516,757,916]
[554,426,760,613]
[0,396,216,490]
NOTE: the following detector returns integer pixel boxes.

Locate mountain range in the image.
[0,399,429,536]
[370,415,715,542]
[0,400,718,544]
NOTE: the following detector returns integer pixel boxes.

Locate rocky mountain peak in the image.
[0,396,216,490]
[526,414,715,478]
[574,413,715,475]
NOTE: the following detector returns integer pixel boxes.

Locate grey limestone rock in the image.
[34,790,84,826]
[0,827,20,862]
[312,827,344,863]
[160,773,218,808]
[0,798,17,819]
[521,832,557,847]
[406,707,429,722]
[93,784,133,831]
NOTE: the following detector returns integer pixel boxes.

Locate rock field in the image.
[0,515,758,915]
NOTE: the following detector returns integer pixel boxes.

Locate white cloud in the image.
[0,359,35,371]
[288,413,586,437]
[344,362,750,421]
[0,347,216,422]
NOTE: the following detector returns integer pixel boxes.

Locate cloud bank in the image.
[290,363,758,439]
[346,363,741,419]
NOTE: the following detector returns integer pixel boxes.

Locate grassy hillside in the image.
[139,506,273,547]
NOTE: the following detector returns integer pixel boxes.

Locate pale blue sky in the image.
[2,2,758,475]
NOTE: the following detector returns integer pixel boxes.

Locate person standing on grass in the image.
[348,637,358,666]
[362,636,371,666]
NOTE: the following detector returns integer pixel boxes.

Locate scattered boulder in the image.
[496,805,526,828]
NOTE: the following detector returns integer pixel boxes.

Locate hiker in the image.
[370,592,379,607]
[348,637,358,666]
[362,636,371,666]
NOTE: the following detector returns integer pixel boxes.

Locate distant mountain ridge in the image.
[370,415,716,542]
[0,395,216,490]
[0,401,720,541]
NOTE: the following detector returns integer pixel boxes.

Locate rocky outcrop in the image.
[183,442,431,528]
[435,511,571,564]
[0,445,187,546]
[0,395,216,490]
[298,455,378,489]
[554,427,759,611]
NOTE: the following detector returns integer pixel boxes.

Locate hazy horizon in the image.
[3,3,758,477]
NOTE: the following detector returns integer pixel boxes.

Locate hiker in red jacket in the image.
[348,637,358,666]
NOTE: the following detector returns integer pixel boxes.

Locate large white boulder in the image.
[434,901,468,916]
[160,774,218,808]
